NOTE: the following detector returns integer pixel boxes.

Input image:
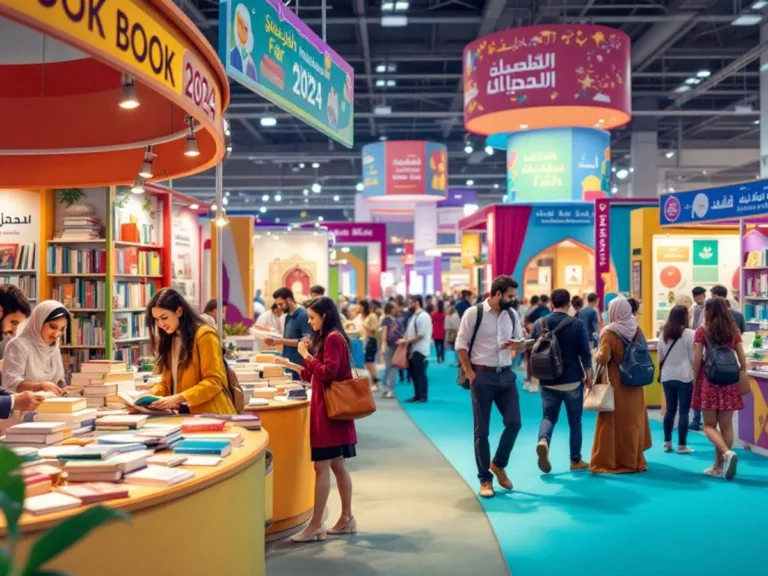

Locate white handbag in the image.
[584,365,615,412]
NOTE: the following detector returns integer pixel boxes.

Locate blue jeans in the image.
[382,347,396,392]
[691,409,702,428]
[471,369,522,482]
[538,385,584,463]
[662,380,693,445]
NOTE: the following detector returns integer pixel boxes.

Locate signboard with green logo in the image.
[693,239,718,266]
[219,0,354,147]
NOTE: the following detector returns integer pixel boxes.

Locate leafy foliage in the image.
[57,190,84,207]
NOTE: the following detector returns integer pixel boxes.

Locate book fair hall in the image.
[2,1,768,575]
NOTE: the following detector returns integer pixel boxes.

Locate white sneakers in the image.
[723,450,739,481]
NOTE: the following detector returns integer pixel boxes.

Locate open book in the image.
[106,391,174,415]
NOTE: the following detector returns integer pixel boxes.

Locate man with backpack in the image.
[455,276,524,498]
[530,289,593,474]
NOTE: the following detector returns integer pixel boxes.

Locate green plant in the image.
[223,322,248,336]
[113,194,129,210]
[57,189,84,207]
[0,447,128,576]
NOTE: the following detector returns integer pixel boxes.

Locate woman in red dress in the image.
[692,297,746,480]
[279,296,358,542]
[431,300,446,363]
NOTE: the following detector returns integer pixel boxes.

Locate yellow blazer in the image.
[150,325,236,415]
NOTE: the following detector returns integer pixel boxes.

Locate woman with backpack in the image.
[145,288,236,415]
[692,297,745,480]
[590,296,652,474]
[658,305,696,454]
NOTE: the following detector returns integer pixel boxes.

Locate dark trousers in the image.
[434,338,445,363]
[538,385,584,463]
[691,409,702,427]
[471,370,522,482]
[662,380,693,445]
[409,351,428,400]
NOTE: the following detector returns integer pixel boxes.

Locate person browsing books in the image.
[146,288,236,415]
[275,297,358,542]
[2,300,68,397]
[265,288,311,381]
[455,275,524,498]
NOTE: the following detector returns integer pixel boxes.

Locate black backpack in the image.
[703,333,740,386]
[530,316,576,381]
[616,331,655,387]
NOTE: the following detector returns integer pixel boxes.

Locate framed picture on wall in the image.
[0,244,17,269]
[565,265,583,286]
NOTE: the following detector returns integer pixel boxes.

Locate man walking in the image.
[455,276,524,498]
[531,289,592,473]
[455,290,472,319]
[578,293,601,348]
[400,295,432,403]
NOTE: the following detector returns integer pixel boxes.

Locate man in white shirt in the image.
[400,295,433,403]
[455,275,524,498]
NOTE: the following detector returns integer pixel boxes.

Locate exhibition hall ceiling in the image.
[174,0,765,219]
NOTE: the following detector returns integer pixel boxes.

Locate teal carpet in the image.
[394,356,768,576]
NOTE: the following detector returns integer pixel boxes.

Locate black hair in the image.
[540,294,550,304]
[148,288,212,373]
[663,305,689,342]
[307,297,351,356]
[461,290,472,299]
[530,295,540,306]
[271,302,280,312]
[409,294,424,308]
[359,299,372,317]
[490,275,518,299]
[273,287,295,301]
[551,289,571,309]
[44,307,70,324]
[310,285,325,296]
[692,286,706,297]
[203,299,226,314]
[628,298,640,315]
[711,285,728,298]
[587,293,598,304]
[437,300,445,314]
[571,295,584,310]
[384,302,395,316]
[0,285,32,318]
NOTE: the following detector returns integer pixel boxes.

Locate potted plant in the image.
[0,447,128,575]
[57,189,84,208]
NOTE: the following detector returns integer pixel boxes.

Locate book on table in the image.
[36,397,88,414]
[183,432,244,447]
[173,439,232,457]
[55,445,122,460]
[124,465,195,487]
[2,422,71,446]
[147,454,188,467]
[95,414,148,430]
[57,482,130,504]
[80,360,129,374]
[180,418,226,433]
[24,492,82,515]
[33,408,98,424]
[182,455,223,467]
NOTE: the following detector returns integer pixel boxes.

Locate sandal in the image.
[703,466,724,478]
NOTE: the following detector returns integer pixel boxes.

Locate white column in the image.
[630,131,660,197]
[354,193,372,222]
[413,204,438,255]
[760,22,768,177]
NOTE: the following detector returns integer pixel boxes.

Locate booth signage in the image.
[362,141,448,199]
[0,0,221,122]
[660,179,768,225]
[594,197,611,312]
[219,0,354,148]
[531,204,593,226]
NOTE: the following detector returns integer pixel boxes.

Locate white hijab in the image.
[600,296,638,342]
[1,300,67,391]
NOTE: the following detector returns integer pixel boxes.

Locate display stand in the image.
[169,191,207,312]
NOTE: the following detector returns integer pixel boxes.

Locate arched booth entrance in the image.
[522,238,617,302]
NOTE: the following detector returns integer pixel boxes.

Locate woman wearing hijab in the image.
[1,300,69,396]
[590,297,652,474]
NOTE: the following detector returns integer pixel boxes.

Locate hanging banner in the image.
[530,203,594,226]
[660,179,768,226]
[595,197,611,312]
[219,0,354,147]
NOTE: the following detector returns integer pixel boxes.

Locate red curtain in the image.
[490,206,532,277]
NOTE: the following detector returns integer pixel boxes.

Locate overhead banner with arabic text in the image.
[362,141,448,202]
[219,0,354,147]
[463,24,631,135]
[660,180,768,226]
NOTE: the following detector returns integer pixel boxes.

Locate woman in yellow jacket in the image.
[146,288,236,415]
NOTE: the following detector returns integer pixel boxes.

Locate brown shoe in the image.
[570,460,589,471]
[536,440,552,473]
[479,481,495,498]
[489,463,513,490]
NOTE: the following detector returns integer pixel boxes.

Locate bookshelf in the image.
[0,189,42,302]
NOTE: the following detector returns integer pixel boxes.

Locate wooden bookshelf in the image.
[48,239,105,245]
[1,269,37,274]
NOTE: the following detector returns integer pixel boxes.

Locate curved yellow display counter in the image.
[248,400,314,537]
[0,417,269,576]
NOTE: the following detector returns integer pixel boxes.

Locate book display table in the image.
[0,417,269,576]
[247,400,314,538]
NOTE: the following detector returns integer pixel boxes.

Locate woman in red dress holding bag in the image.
[277,296,358,542]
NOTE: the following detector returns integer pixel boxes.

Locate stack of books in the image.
[124,465,195,487]
[24,492,83,515]
[181,418,226,433]
[174,438,233,458]
[96,424,182,452]
[57,482,130,503]
[34,406,97,436]
[1,422,72,447]
[95,414,148,431]
[64,450,151,482]
[59,215,103,241]
[75,361,134,408]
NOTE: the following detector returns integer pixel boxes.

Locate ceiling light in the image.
[673,85,691,93]
[668,186,675,192]
[494,183,500,189]
[305,198,309,204]
[356,182,364,191]
[119,76,140,110]
[616,168,629,179]
[379,135,387,141]
[520,123,529,129]
[318,216,324,222]
[395,1,409,10]
[374,105,392,115]
[598,118,605,124]
[464,143,474,154]
[222,197,229,206]
[189,203,199,210]
[684,77,699,85]
[260,206,267,213]
[274,193,282,202]
[333,195,340,202]
[223,118,230,136]
[138,147,154,178]
[262,194,270,202]
[665,151,675,159]
[303,189,309,196]
[382,1,394,11]
[260,116,277,127]
[312,182,322,193]
[184,125,200,158]
[299,162,306,169]
[275,217,281,223]
[629,167,634,173]
[226,144,233,155]
[752,0,768,9]
[211,203,217,211]
[755,119,761,125]
[732,14,763,26]
[484,145,494,156]
[312,162,320,168]
[375,64,386,73]
[386,79,396,87]
[382,15,408,27]
[216,216,228,227]
[696,69,711,78]
[396,247,403,254]
[130,176,145,194]
[375,79,386,87]
[466,179,474,186]
[611,186,618,195]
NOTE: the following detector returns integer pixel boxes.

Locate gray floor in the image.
[266,398,510,576]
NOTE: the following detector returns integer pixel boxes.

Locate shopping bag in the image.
[391,343,410,369]
[584,365,615,412]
